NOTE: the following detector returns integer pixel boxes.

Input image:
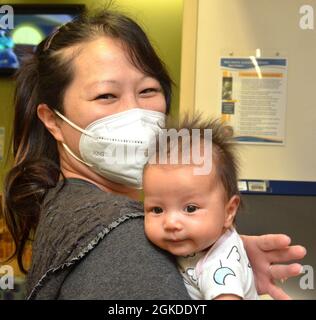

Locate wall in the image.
[0,75,14,191]
[179,0,316,299]
[179,0,198,115]
[180,0,316,182]
[0,0,184,191]
[238,194,316,299]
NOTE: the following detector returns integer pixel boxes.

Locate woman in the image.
[3,10,305,299]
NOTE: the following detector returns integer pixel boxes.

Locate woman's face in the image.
[60,37,166,154]
[62,36,166,128]
[56,37,167,193]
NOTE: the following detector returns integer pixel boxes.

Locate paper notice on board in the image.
[0,127,4,160]
[220,58,287,144]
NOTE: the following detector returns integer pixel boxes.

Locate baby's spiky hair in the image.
[147,113,240,201]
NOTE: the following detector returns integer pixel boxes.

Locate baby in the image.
[143,115,258,300]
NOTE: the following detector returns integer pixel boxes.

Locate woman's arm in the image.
[242,234,306,299]
[58,217,191,299]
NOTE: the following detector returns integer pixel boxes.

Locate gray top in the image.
[27,178,190,300]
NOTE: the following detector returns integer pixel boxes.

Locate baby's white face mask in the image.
[55,108,165,189]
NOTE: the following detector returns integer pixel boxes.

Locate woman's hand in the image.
[242,234,306,300]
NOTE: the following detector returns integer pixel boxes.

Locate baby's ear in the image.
[224,195,240,228]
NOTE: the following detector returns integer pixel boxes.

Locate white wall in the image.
[180,0,316,181]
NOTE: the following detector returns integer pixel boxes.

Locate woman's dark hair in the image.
[3,9,172,273]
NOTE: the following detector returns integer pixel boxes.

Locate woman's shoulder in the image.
[57,217,191,299]
[27,178,144,298]
[42,178,144,227]
[30,217,190,299]
[44,178,143,212]
[34,177,144,259]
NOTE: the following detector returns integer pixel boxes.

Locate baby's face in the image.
[143,164,238,256]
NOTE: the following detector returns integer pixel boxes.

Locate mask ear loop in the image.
[54,110,94,138]
[54,110,94,167]
[61,143,93,167]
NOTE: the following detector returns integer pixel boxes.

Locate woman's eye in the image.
[95,93,116,100]
[184,205,199,213]
[140,88,161,95]
[152,207,163,214]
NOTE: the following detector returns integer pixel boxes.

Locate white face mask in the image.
[55,108,165,189]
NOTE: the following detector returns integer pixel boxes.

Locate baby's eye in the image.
[184,205,199,213]
[152,207,163,214]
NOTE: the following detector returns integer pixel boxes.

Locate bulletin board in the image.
[180,0,316,191]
